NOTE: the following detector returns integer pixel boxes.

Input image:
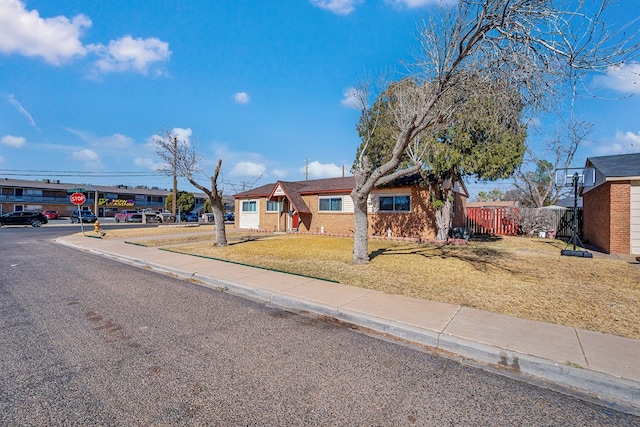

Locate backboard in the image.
[554,167,595,188]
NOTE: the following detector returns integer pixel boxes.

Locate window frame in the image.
[378,195,411,213]
[241,200,257,212]
[266,200,280,212]
[318,196,343,212]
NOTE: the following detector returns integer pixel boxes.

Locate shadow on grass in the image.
[226,234,273,246]
[369,242,513,273]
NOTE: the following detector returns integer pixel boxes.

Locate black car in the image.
[181,212,199,222]
[224,212,235,222]
[0,211,48,227]
[69,210,97,223]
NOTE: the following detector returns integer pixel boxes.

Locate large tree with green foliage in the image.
[357,76,527,240]
[350,0,636,263]
[164,191,195,215]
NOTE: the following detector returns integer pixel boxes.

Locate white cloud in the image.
[90,35,171,76]
[71,148,103,169]
[0,0,90,65]
[233,92,250,104]
[71,148,99,161]
[147,127,192,148]
[593,62,640,95]
[1,135,26,148]
[386,0,458,7]
[229,161,266,178]
[4,94,39,128]
[593,130,640,155]
[134,157,165,171]
[340,87,361,109]
[300,161,344,179]
[309,0,363,15]
[93,133,134,149]
[271,169,288,178]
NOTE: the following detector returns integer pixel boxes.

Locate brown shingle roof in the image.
[233,176,356,199]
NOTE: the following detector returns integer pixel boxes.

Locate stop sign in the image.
[70,192,86,205]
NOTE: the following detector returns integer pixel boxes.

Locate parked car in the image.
[114,209,140,223]
[181,212,199,222]
[42,210,60,220]
[69,210,97,223]
[125,213,143,223]
[224,212,235,222]
[0,211,48,227]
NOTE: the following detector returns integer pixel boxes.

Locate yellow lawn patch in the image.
[103,228,640,339]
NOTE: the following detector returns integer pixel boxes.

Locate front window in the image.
[266,200,280,212]
[242,200,257,212]
[319,197,343,212]
[379,195,411,212]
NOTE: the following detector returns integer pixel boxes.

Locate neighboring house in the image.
[233,175,468,241]
[582,152,640,255]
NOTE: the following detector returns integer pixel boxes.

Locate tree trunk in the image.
[351,189,370,264]
[434,197,452,241]
[187,159,227,247]
[210,193,227,247]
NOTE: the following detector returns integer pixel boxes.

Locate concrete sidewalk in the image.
[55,233,640,416]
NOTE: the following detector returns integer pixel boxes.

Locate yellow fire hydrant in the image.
[94,220,100,233]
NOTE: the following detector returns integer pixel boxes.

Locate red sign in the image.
[70,192,86,205]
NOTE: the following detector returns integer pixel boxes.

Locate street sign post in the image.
[70,193,86,233]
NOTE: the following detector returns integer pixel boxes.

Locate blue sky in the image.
[0,0,639,198]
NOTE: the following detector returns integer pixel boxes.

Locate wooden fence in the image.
[465,207,518,236]
[465,206,582,237]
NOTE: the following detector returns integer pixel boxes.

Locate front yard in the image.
[105,228,640,339]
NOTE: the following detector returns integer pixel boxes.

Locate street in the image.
[0,226,637,425]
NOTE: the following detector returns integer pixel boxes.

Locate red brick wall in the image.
[610,182,631,254]
[368,187,437,240]
[583,181,631,254]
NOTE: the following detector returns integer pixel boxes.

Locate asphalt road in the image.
[1,226,638,426]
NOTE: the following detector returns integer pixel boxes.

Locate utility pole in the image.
[172,135,177,219]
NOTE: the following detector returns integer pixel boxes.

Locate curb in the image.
[55,237,640,416]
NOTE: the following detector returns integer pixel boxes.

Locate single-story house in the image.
[582,152,640,255]
[233,174,468,240]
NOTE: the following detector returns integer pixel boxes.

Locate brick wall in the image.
[237,187,466,241]
[369,187,437,240]
[610,182,631,254]
[583,181,631,254]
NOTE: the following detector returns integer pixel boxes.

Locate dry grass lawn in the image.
[103,227,640,339]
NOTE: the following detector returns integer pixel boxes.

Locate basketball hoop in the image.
[554,167,595,188]
[554,167,594,258]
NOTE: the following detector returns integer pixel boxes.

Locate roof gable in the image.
[586,153,640,179]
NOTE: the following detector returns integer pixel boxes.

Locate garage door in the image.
[238,199,260,229]
[631,182,640,255]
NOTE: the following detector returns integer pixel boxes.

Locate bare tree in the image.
[513,117,593,207]
[350,0,637,264]
[154,129,228,246]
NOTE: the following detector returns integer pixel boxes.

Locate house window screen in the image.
[319,197,343,212]
[266,200,279,212]
[242,201,257,212]
[379,195,410,212]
